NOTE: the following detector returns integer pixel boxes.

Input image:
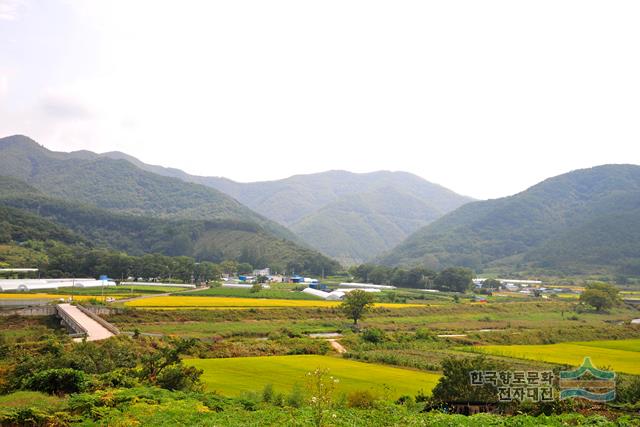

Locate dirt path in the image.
[328,339,346,354]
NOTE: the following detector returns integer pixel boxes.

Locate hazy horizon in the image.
[2,1,639,199]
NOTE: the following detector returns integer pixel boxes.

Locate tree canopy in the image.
[340,290,375,326]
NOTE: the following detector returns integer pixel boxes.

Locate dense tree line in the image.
[4,240,222,283]
[349,264,473,292]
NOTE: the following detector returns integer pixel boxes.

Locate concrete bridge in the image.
[56,303,118,341]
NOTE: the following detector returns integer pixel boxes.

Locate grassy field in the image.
[185,355,441,398]
[123,319,341,338]
[471,339,640,374]
[124,296,424,309]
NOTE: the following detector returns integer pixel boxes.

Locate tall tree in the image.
[340,290,375,326]
[434,267,473,292]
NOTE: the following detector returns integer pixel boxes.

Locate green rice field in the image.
[185,355,441,398]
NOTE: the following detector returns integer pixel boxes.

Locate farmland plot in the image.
[186,355,440,398]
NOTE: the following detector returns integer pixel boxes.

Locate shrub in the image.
[262,383,275,403]
[395,395,413,405]
[0,407,62,427]
[617,376,640,403]
[272,392,286,407]
[346,390,376,408]
[287,383,304,408]
[22,368,88,395]
[155,364,203,392]
[415,328,435,341]
[430,357,500,404]
[361,328,385,344]
[97,368,139,389]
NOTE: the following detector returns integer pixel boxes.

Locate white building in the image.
[338,282,396,290]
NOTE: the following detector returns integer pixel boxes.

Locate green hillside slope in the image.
[0,135,298,243]
[381,164,640,276]
[0,177,339,275]
[98,152,473,262]
[290,187,442,264]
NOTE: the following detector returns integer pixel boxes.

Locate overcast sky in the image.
[1,1,639,199]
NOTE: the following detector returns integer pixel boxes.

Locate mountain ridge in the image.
[380,164,640,276]
[95,149,474,263]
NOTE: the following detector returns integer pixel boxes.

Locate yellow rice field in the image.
[124,295,424,309]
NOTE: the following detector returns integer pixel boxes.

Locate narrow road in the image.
[57,303,114,341]
[328,339,346,354]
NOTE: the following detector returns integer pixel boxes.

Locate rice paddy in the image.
[185,355,441,398]
[472,339,640,375]
[123,295,425,309]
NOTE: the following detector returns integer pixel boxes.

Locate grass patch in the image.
[0,391,65,411]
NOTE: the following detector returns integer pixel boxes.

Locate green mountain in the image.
[97,154,473,263]
[380,165,640,276]
[0,135,298,243]
[290,187,443,264]
[0,175,339,274]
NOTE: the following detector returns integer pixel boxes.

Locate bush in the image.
[414,328,436,341]
[97,368,139,388]
[395,395,413,405]
[262,383,275,403]
[22,368,89,395]
[617,376,640,403]
[0,407,64,427]
[287,383,304,408]
[430,357,500,404]
[361,328,385,344]
[346,390,376,408]
[155,364,203,392]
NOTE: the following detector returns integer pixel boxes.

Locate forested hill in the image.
[98,151,474,263]
[380,164,640,277]
[0,135,298,243]
[289,187,443,265]
[0,176,340,274]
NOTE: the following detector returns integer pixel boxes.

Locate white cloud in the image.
[0,0,24,20]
